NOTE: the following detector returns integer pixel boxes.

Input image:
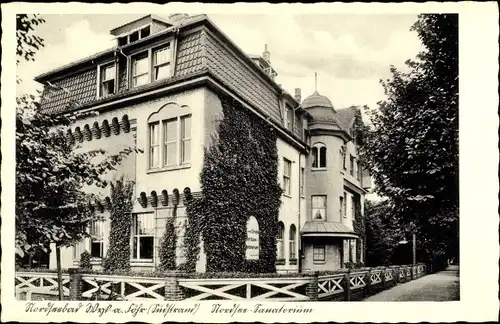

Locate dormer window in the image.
[117,25,152,46]
[153,45,172,81]
[99,64,116,97]
[285,105,293,131]
[132,52,149,87]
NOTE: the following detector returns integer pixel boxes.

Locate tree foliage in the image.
[364,200,403,266]
[360,14,459,267]
[15,14,137,257]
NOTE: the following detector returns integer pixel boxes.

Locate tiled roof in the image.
[335,106,358,132]
[301,221,356,234]
[40,68,97,114]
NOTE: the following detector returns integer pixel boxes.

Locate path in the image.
[364,265,460,301]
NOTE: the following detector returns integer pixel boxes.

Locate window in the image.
[148,115,191,169]
[163,118,177,166]
[100,64,115,97]
[312,195,326,220]
[149,123,160,168]
[289,225,297,260]
[343,192,347,218]
[180,115,191,163]
[153,45,172,81]
[90,220,104,258]
[313,245,325,262]
[277,222,285,260]
[341,146,346,170]
[351,195,356,219]
[300,167,305,197]
[132,52,149,87]
[312,143,327,169]
[285,105,293,131]
[140,26,151,38]
[283,158,292,196]
[132,213,154,260]
[339,196,344,218]
[350,155,355,176]
[302,118,308,140]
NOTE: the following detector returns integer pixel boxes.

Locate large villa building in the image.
[31,14,371,273]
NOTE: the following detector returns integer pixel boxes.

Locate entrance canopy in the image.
[301,221,359,239]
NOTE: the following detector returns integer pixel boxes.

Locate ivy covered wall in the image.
[183,96,283,273]
[103,179,134,272]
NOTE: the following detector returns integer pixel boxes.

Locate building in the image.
[33,14,371,273]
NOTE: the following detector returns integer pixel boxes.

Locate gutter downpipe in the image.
[298,152,302,273]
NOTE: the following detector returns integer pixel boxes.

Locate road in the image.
[364,265,460,301]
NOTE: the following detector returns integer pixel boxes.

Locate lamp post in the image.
[398,233,416,265]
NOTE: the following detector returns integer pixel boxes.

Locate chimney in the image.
[262,44,270,64]
[169,13,188,22]
[294,88,302,102]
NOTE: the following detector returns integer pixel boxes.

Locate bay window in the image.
[132,213,154,260]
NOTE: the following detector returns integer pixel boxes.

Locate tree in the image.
[16,14,137,299]
[360,14,458,269]
[364,199,402,266]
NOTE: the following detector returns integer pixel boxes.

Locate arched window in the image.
[289,224,297,260]
[312,143,327,169]
[277,222,285,260]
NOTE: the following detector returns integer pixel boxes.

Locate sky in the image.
[17,13,423,111]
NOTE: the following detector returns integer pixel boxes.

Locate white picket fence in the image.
[15,272,70,299]
[178,277,310,301]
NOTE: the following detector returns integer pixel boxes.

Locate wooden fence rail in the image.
[15,263,427,301]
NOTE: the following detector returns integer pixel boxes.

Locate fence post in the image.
[69,267,83,300]
[393,266,399,284]
[164,271,185,301]
[343,269,351,301]
[365,268,372,297]
[380,267,386,288]
[306,272,319,301]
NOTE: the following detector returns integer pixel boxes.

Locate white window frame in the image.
[153,44,172,81]
[343,192,347,218]
[313,245,326,262]
[312,143,327,169]
[131,213,155,261]
[312,195,327,220]
[131,51,150,88]
[350,155,355,176]
[127,40,174,89]
[97,63,116,98]
[285,105,293,131]
[289,225,297,260]
[283,158,292,196]
[89,220,105,259]
[277,222,285,260]
[148,114,192,170]
[300,167,305,197]
[149,122,160,169]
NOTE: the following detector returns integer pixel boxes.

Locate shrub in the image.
[79,251,92,270]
